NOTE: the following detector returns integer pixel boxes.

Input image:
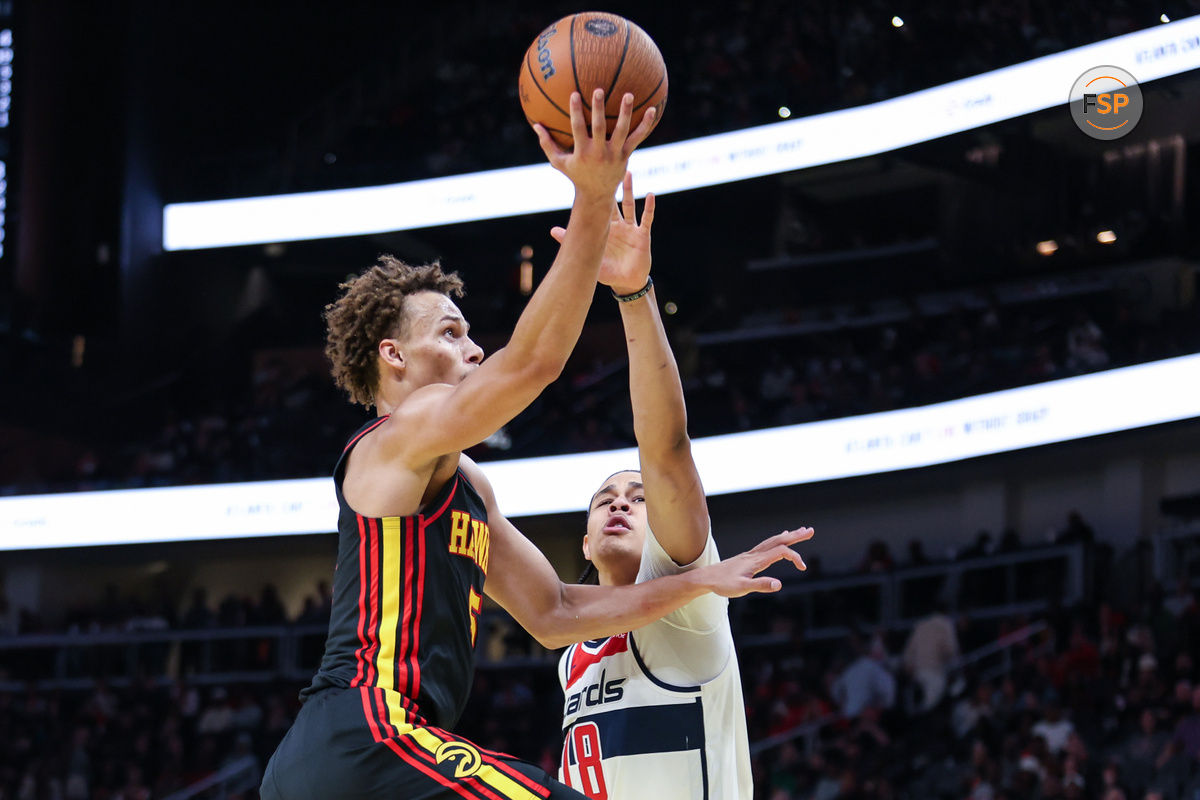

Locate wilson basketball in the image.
[518,12,668,149]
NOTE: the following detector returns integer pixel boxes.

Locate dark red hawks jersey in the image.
[302,416,491,729]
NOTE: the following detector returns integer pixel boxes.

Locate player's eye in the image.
[633,495,645,503]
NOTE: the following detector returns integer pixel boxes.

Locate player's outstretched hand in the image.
[533,89,657,200]
[549,171,655,296]
[697,528,815,598]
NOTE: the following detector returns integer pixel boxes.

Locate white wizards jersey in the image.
[558,533,752,800]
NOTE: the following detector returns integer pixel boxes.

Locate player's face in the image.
[583,471,647,584]
[397,292,484,386]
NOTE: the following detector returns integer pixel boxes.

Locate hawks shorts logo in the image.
[435,741,482,778]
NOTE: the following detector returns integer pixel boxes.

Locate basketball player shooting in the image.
[556,176,815,800]
[260,91,810,800]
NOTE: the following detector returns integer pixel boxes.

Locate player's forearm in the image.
[619,286,689,451]
[505,193,613,377]
[538,570,710,649]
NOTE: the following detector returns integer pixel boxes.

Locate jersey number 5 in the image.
[468,587,482,646]
[562,722,608,800]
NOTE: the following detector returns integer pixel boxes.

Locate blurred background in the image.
[3,1,1200,798]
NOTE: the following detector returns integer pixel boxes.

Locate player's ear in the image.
[581,533,591,560]
[378,339,406,374]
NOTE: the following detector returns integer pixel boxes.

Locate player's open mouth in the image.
[603,514,632,534]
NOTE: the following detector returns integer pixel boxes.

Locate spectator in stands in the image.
[952,681,997,740]
[906,538,930,566]
[831,635,896,718]
[903,600,961,712]
[1116,707,1171,797]
[1066,309,1110,372]
[1171,684,1200,761]
[180,588,216,629]
[859,539,896,573]
[197,687,234,736]
[1057,510,1096,546]
[959,530,994,560]
[1032,694,1076,756]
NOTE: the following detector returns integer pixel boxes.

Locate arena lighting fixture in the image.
[1097,230,1117,243]
[1162,14,1171,23]
[1037,239,1059,256]
[891,16,904,28]
[778,106,791,118]
[163,16,1200,251]
[3,352,1200,550]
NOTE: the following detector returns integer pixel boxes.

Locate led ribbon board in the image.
[3,353,1199,549]
[163,17,1200,250]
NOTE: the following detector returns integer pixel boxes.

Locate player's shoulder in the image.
[456,454,496,501]
[384,383,456,432]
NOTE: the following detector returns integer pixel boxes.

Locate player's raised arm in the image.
[552,173,707,564]
[384,91,659,465]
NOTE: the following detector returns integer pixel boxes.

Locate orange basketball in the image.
[518,12,668,149]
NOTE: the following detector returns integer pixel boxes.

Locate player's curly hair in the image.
[324,255,465,408]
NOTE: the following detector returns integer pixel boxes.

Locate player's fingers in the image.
[610,93,634,146]
[591,88,607,141]
[773,527,815,546]
[549,226,567,243]
[763,544,805,572]
[568,92,589,143]
[748,576,783,594]
[621,172,635,222]
[640,192,656,231]
[623,105,657,155]
[532,123,563,161]
[748,528,808,553]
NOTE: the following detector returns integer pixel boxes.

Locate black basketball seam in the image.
[525,47,570,120]
[570,14,583,101]
[538,123,574,139]
[605,17,631,99]
[633,73,666,112]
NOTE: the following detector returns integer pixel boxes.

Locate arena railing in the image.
[0,543,1083,690]
[734,543,1084,644]
[1152,520,1200,584]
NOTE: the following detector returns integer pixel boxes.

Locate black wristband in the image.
[612,277,653,303]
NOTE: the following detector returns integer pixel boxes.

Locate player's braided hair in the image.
[324,255,465,408]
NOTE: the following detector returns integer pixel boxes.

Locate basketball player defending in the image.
[260,91,810,800]
[556,178,814,800]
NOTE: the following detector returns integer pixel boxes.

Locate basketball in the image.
[518,12,668,149]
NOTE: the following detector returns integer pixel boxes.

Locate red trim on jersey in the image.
[372,686,400,739]
[396,516,415,696]
[393,687,423,724]
[565,634,630,688]
[360,686,386,743]
[352,514,370,686]
[343,415,390,453]
[411,515,427,700]
[423,475,459,526]
[365,516,381,685]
